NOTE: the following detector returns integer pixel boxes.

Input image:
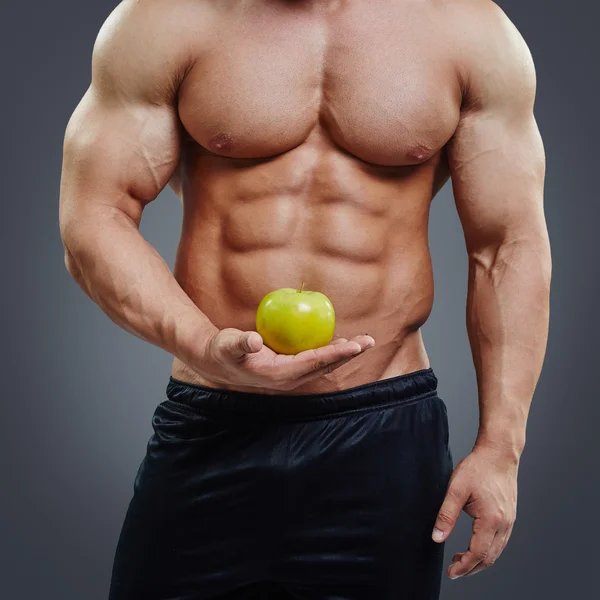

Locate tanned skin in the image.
[59,0,551,581]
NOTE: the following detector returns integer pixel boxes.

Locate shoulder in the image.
[92,0,218,103]
[440,0,537,111]
[439,0,523,37]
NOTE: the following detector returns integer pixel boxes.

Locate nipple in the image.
[407,143,432,164]
[208,132,234,154]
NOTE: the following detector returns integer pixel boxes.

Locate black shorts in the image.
[109,368,453,600]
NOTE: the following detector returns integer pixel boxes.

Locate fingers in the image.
[290,353,359,387]
[448,510,515,579]
[285,334,375,380]
[464,520,514,577]
[432,483,469,543]
[447,517,501,579]
[463,527,507,577]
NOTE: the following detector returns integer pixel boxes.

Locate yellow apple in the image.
[256,283,336,354]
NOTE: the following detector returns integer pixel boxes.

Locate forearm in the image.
[467,236,552,461]
[61,205,218,366]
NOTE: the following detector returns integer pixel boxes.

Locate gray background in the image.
[0,1,597,598]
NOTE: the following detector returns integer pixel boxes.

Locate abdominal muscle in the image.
[170,128,443,395]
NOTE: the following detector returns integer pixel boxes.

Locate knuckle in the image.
[483,555,497,567]
[473,548,489,560]
[489,511,505,527]
[437,509,455,525]
[312,358,326,372]
[447,486,466,500]
[306,350,325,372]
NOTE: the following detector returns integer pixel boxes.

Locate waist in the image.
[165,367,439,422]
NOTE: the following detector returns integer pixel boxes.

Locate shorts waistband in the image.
[165,368,438,421]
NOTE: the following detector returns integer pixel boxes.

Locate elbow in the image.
[59,210,86,278]
[63,243,82,282]
[60,219,76,274]
[60,220,83,281]
[63,245,91,297]
[470,234,552,288]
[63,247,77,276]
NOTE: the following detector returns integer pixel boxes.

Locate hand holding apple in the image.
[196,326,375,392]
[187,283,376,392]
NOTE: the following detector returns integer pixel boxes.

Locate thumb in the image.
[217,329,263,358]
[432,485,467,543]
[232,331,263,356]
[242,331,263,354]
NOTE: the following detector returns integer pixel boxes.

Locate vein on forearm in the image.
[467,235,551,446]
[62,205,187,348]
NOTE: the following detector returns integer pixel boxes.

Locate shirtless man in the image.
[59,0,551,598]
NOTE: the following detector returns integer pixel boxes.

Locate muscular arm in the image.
[59,1,215,363]
[448,3,552,462]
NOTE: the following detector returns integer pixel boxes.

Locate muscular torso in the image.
[169,0,463,392]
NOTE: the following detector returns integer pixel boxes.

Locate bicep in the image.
[448,108,546,256]
[59,0,185,237]
[60,89,181,228]
[447,1,547,256]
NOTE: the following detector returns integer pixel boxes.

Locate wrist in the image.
[473,432,524,466]
[172,312,219,368]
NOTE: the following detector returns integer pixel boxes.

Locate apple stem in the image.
[299,281,305,293]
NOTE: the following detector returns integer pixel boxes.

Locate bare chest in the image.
[178,0,462,166]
